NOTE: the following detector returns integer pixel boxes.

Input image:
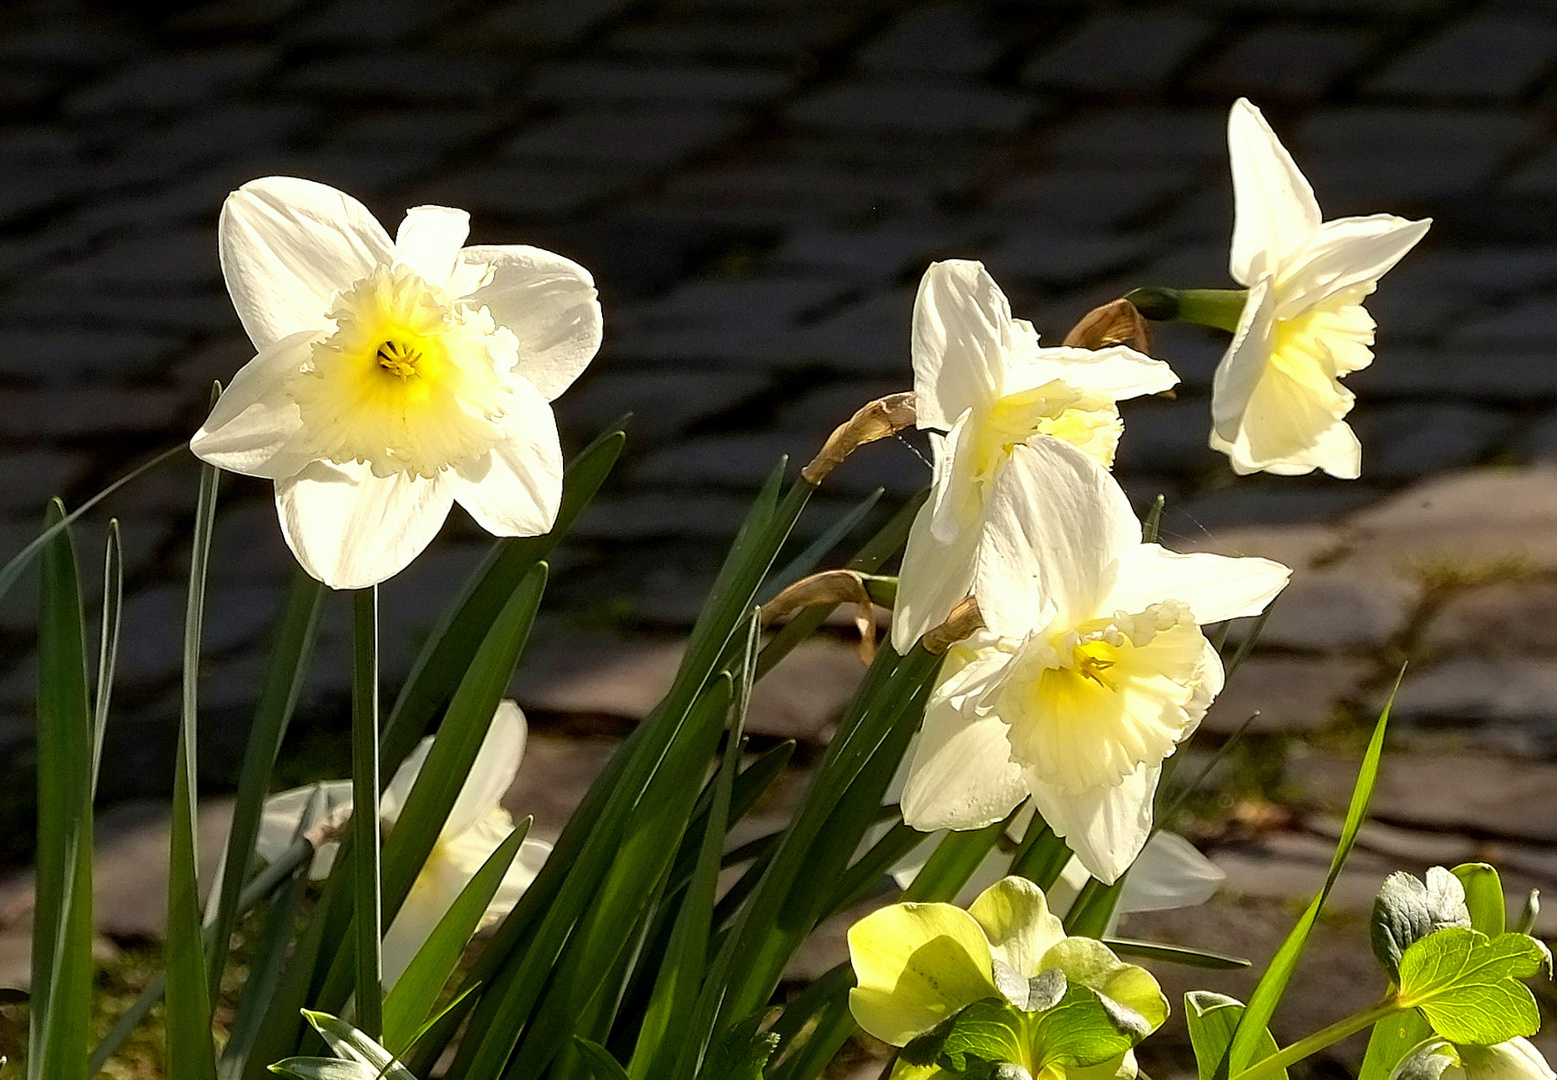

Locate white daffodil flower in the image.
[191,177,603,589]
[892,260,1178,653]
[900,437,1289,883]
[254,701,551,988]
[1210,98,1430,479]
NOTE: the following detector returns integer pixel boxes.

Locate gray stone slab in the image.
[32,229,218,289]
[1448,294,1557,346]
[1424,580,1557,655]
[1168,482,1382,532]
[985,166,1199,230]
[856,2,1003,76]
[447,0,632,54]
[65,49,274,115]
[284,0,435,45]
[1350,403,1514,480]
[283,52,507,104]
[0,327,186,383]
[1390,657,1557,728]
[328,108,499,154]
[790,288,916,376]
[1244,566,1418,652]
[413,165,628,220]
[0,387,191,438]
[632,433,812,489]
[572,493,756,541]
[785,80,1036,136]
[767,218,979,277]
[604,12,865,62]
[503,107,747,168]
[526,60,792,104]
[1291,752,1557,842]
[1504,145,1557,197]
[984,230,1157,289]
[562,371,768,444]
[1023,12,1215,92]
[1348,347,1557,402]
[1043,107,1228,165]
[1110,395,1223,476]
[1368,15,1557,102]
[1195,26,1373,101]
[1204,656,1373,733]
[503,733,622,845]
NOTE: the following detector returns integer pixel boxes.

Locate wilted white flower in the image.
[892,260,1177,652]
[901,437,1289,883]
[191,177,602,589]
[256,701,550,987]
[1210,98,1430,478]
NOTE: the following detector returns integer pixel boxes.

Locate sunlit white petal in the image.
[190,330,317,479]
[393,205,470,291]
[462,245,603,401]
[445,380,564,537]
[1228,98,1320,284]
[1029,764,1160,885]
[912,260,1008,429]
[1105,545,1291,625]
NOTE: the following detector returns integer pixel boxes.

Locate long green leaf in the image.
[760,487,883,602]
[382,426,623,771]
[207,570,325,999]
[382,819,532,1054]
[166,450,220,1080]
[1105,939,1250,970]
[0,443,184,606]
[1223,681,1397,1077]
[29,500,95,1080]
[1451,863,1506,936]
[91,519,122,788]
[1186,993,1285,1080]
[445,463,811,1080]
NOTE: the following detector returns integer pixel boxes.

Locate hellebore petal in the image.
[967,876,1067,980]
[847,901,998,1046]
[462,244,604,401]
[220,176,392,351]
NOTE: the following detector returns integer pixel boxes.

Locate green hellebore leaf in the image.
[1372,868,1472,978]
[1396,929,1546,1045]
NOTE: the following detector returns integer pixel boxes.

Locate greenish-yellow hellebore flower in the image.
[848,876,1168,1080]
[1392,1037,1556,1080]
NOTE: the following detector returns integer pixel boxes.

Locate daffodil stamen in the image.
[375,339,422,377]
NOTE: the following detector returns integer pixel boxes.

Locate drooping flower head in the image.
[255,700,550,987]
[192,178,603,588]
[1392,1038,1556,1080]
[1211,99,1430,479]
[901,437,1289,883]
[893,261,1178,652]
[848,876,1167,1077]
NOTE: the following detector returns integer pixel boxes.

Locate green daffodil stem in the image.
[1228,999,1402,1080]
[1124,287,1248,334]
[352,585,383,1038]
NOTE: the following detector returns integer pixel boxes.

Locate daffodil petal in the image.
[254,781,352,871]
[491,838,551,920]
[446,380,563,536]
[393,205,470,291]
[276,460,453,590]
[445,701,527,838]
[461,245,602,401]
[1117,832,1224,916]
[1210,275,1275,444]
[381,852,470,989]
[1276,214,1432,317]
[190,329,317,479]
[967,876,1066,979]
[1007,345,1178,401]
[220,176,393,350]
[1212,350,1360,478]
[847,900,997,1045]
[975,439,1138,638]
[1028,764,1159,886]
[1103,544,1289,626]
[901,685,1027,832]
[1227,98,1320,284]
[891,482,982,654]
[381,735,431,829]
[912,260,1009,430]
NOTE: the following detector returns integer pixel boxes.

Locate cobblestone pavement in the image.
[3,0,1557,1069]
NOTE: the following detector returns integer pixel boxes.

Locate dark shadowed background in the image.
[0,0,1554,840]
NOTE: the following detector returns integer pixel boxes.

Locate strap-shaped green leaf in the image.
[381,819,532,1054]
[1186,992,1285,1080]
[1450,864,1506,936]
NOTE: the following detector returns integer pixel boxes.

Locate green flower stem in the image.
[352,585,383,1038]
[1124,287,1248,333]
[1228,999,1402,1080]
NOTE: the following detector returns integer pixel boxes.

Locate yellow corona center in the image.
[967,381,1123,490]
[289,264,518,478]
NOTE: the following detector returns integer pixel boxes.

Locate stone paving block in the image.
[0,19,136,69]
[985,165,1198,230]
[1516,407,1557,460]
[0,327,186,384]
[1346,465,1557,572]
[633,433,814,490]
[1042,107,1227,165]
[1110,395,1221,476]
[785,80,1036,136]
[1349,403,1513,480]
[1168,481,1382,533]
[767,218,978,278]
[449,0,635,55]
[1389,657,1557,730]
[0,285,235,335]
[776,380,914,437]
[790,288,916,376]
[1503,145,1557,197]
[1448,294,1557,345]
[327,108,499,154]
[1291,752,1557,841]
[1348,346,1557,402]
[1181,522,1349,570]
[984,230,1157,289]
[1247,566,1419,652]
[572,492,756,542]
[283,0,433,45]
[526,59,793,105]
[414,165,628,221]
[65,49,274,115]
[856,1,1003,76]
[604,12,863,62]
[503,733,621,845]
[1423,579,1557,655]
[283,51,508,105]
[562,370,768,445]
[31,229,217,289]
[0,450,91,511]
[1204,656,1372,733]
[1022,11,1215,93]
[503,106,746,168]
[90,104,316,191]
[0,387,192,439]
[166,0,317,33]
[1194,26,1372,101]
[1368,15,1557,102]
